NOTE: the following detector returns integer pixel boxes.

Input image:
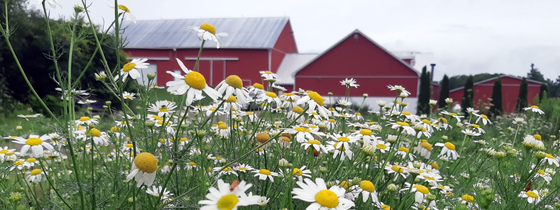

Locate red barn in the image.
[276,30,420,108]
[121,17,297,87]
[122,18,423,112]
[448,75,543,113]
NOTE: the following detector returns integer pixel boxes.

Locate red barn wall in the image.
[448,76,542,113]
[271,21,298,73]
[295,32,418,97]
[124,48,272,87]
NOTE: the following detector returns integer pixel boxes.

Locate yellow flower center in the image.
[123,62,135,72]
[360,129,373,135]
[355,112,361,116]
[546,154,554,159]
[531,105,539,109]
[225,75,243,89]
[472,124,480,128]
[217,194,238,210]
[126,143,133,148]
[533,134,542,140]
[292,168,303,176]
[414,184,429,194]
[26,158,36,162]
[526,191,538,199]
[308,91,324,106]
[159,107,168,112]
[266,92,277,98]
[189,162,197,166]
[482,114,488,119]
[295,127,310,132]
[307,140,321,145]
[253,83,264,89]
[225,95,237,103]
[391,165,404,173]
[537,169,545,175]
[14,160,24,166]
[256,133,270,143]
[420,141,433,151]
[292,106,304,114]
[430,162,439,169]
[30,169,42,176]
[26,138,42,146]
[398,147,409,153]
[381,205,392,210]
[133,152,158,173]
[0,149,7,154]
[259,169,271,175]
[328,119,336,123]
[462,194,474,203]
[315,190,339,208]
[200,23,216,35]
[89,128,101,137]
[444,142,456,150]
[185,71,207,90]
[422,119,432,124]
[438,117,448,124]
[377,144,387,149]
[396,121,409,127]
[79,116,90,121]
[337,137,350,142]
[111,126,121,132]
[360,180,375,192]
[402,111,411,115]
[118,4,131,13]
[218,123,228,129]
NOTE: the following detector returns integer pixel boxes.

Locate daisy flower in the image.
[252,168,278,182]
[198,179,260,209]
[284,124,325,143]
[259,70,278,81]
[385,164,410,181]
[287,106,306,123]
[286,166,312,182]
[87,128,111,146]
[461,129,481,137]
[116,4,136,23]
[216,75,250,105]
[475,114,492,125]
[0,147,16,163]
[389,121,416,136]
[115,58,149,82]
[340,78,359,88]
[302,139,328,154]
[351,180,379,204]
[27,168,44,183]
[12,135,54,158]
[518,190,541,204]
[188,23,228,49]
[387,85,411,96]
[406,183,431,203]
[262,92,282,106]
[75,116,99,126]
[434,142,459,161]
[292,178,355,210]
[146,185,173,202]
[296,91,330,119]
[541,154,559,167]
[148,100,177,117]
[122,91,136,100]
[126,152,158,188]
[523,105,544,114]
[413,140,432,159]
[166,58,220,105]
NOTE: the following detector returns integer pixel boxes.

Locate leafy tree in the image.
[1,0,130,113]
[461,76,474,115]
[515,77,528,112]
[448,73,502,90]
[538,84,548,103]
[489,78,503,119]
[417,66,431,115]
[438,74,450,109]
[527,63,545,82]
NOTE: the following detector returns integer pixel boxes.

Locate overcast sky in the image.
[40,0,560,82]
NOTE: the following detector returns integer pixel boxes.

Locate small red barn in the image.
[276,30,420,108]
[121,17,297,87]
[448,75,543,113]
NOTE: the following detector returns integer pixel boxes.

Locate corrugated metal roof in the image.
[121,17,289,49]
[276,53,318,85]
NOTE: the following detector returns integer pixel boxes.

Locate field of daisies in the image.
[2,1,560,210]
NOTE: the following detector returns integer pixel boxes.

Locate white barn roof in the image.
[121,17,289,49]
[276,53,318,85]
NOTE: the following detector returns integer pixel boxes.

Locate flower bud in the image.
[145,120,155,127]
[278,158,289,167]
[16,126,23,130]
[536,151,547,159]
[147,73,156,80]
[387,183,398,192]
